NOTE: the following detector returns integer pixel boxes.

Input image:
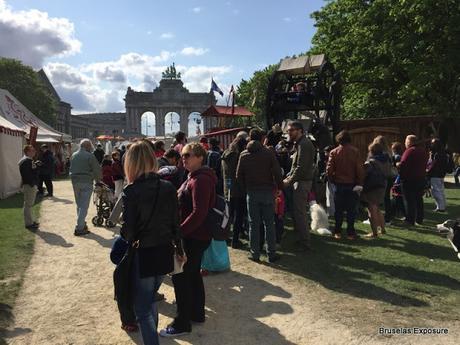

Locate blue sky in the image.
[1,0,325,134]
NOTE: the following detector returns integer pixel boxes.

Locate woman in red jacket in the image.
[160,143,216,338]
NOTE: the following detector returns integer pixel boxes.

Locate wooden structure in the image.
[201,105,253,133]
[202,127,248,150]
[338,115,460,158]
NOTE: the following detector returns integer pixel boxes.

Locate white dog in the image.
[310,201,332,236]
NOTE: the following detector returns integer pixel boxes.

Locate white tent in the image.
[0,115,24,199]
[0,88,72,142]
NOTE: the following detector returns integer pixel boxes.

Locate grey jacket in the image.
[70,149,102,184]
[286,135,316,184]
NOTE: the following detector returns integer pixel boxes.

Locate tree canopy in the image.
[310,0,460,119]
[235,64,278,127]
[0,58,57,125]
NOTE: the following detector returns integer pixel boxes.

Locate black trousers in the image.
[38,174,53,196]
[384,177,393,222]
[402,179,425,225]
[171,238,210,331]
[230,196,246,244]
[334,184,358,235]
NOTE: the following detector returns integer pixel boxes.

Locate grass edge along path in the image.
[0,193,40,345]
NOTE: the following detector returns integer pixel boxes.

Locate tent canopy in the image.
[277,54,326,75]
[0,112,24,199]
[201,105,254,117]
[0,88,71,142]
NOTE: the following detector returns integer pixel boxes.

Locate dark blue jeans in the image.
[134,255,164,345]
[333,184,358,235]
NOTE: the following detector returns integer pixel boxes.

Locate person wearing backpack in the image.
[160,143,216,338]
[427,138,448,212]
[361,142,392,238]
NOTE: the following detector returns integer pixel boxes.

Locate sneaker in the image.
[25,224,38,230]
[159,326,191,338]
[363,219,370,224]
[268,254,281,263]
[247,255,260,263]
[231,240,243,249]
[154,292,165,302]
[333,233,342,239]
[74,229,90,236]
[434,209,446,213]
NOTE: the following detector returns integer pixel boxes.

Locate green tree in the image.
[236,64,279,127]
[310,0,460,119]
[0,58,57,124]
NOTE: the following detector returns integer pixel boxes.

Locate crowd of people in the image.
[17,123,458,345]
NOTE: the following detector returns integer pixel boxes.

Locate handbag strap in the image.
[132,177,161,248]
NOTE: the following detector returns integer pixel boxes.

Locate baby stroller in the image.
[92,182,116,228]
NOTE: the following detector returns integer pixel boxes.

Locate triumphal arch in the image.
[124,63,216,137]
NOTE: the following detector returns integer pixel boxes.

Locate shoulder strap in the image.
[132,178,161,246]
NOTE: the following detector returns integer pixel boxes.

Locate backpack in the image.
[205,194,231,241]
[363,160,386,192]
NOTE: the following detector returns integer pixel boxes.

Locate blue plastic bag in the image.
[201,239,230,272]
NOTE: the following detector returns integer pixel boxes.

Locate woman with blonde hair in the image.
[361,142,392,237]
[120,140,184,345]
[160,142,216,338]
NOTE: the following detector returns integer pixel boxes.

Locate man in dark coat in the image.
[93,144,105,164]
[19,145,40,230]
[38,144,54,197]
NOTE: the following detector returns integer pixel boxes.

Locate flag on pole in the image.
[210,78,224,96]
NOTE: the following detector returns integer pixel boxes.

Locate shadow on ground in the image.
[157,270,295,345]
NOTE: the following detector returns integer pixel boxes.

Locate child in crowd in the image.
[101,155,114,189]
[391,175,406,219]
[274,189,286,244]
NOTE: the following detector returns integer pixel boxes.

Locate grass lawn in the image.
[276,183,460,330]
[0,193,40,344]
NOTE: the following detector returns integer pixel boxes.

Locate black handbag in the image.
[113,179,161,315]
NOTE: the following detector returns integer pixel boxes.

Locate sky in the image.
[0,0,325,134]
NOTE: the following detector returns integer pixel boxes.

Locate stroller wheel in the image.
[92,216,104,227]
[105,219,116,228]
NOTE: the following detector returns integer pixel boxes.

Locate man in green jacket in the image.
[70,139,102,236]
[284,121,316,250]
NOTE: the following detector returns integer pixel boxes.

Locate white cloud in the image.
[0,0,81,68]
[192,7,201,13]
[44,52,231,113]
[283,17,292,22]
[160,32,174,39]
[180,47,209,56]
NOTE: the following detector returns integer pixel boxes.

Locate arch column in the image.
[180,108,189,136]
[156,108,166,137]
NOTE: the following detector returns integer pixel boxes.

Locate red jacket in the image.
[102,165,115,189]
[178,167,217,241]
[399,145,428,182]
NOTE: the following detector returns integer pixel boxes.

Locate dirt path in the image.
[5,180,459,345]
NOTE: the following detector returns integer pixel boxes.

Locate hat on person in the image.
[272,124,283,134]
[40,144,48,149]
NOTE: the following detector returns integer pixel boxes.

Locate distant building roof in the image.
[201,105,253,117]
[37,69,61,102]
